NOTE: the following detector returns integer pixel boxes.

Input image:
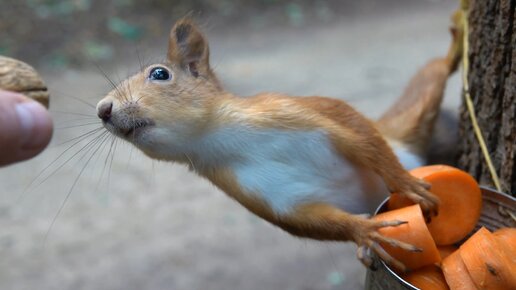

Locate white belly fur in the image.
[193,127,390,215]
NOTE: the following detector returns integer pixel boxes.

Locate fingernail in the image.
[15,101,50,148]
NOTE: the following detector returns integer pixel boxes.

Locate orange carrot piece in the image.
[493,228,516,278]
[442,251,478,290]
[493,227,516,261]
[402,265,450,290]
[459,227,516,290]
[387,194,413,209]
[388,165,482,245]
[374,204,441,271]
[438,245,458,261]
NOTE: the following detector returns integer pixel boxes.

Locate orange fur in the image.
[377,16,462,158]
[203,167,277,224]
[217,94,439,214]
[202,167,387,250]
[377,59,450,156]
[95,18,460,270]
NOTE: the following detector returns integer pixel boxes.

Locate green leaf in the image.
[327,271,345,286]
[0,46,9,55]
[108,17,143,41]
[44,53,69,69]
[82,41,114,61]
[285,3,304,26]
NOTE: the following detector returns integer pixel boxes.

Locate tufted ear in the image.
[167,18,211,78]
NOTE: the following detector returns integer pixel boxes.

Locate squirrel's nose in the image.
[97,101,113,121]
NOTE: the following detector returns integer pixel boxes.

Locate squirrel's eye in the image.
[149,67,171,81]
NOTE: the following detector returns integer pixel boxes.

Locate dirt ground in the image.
[0,1,460,290]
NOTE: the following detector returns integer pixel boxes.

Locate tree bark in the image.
[458,0,515,195]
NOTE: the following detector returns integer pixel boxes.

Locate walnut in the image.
[0,56,49,108]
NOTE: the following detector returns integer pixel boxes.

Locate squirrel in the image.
[96,18,461,271]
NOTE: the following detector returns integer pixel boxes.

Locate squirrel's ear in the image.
[167,19,210,77]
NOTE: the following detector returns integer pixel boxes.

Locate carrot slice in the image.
[374,204,441,271]
[438,245,458,261]
[493,228,516,260]
[459,227,516,290]
[442,250,478,290]
[493,228,516,276]
[402,265,450,290]
[388,165,482,245]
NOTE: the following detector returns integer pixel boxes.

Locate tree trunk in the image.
[457,0,515,195]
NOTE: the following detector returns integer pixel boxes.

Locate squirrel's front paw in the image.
[397,177,439,218]
[354,219,421,272]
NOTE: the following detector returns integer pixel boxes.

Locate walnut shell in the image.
[0,55,49,108]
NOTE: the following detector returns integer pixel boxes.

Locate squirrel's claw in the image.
[354,219,422,272]
[397,177,439,219]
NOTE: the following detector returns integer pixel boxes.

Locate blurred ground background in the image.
[1,1,460,289]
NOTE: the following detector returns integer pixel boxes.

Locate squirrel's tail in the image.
[376,11,463,166]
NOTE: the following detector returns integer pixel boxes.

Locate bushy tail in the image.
[376,11,463,161]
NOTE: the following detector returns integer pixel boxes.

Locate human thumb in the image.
[0,90,53,166]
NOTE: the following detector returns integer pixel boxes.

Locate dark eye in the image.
[149,67,171,81]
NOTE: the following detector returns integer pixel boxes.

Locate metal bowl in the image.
[364,186,515,290]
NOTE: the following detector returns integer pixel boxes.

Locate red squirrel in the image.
[96,18,461,271]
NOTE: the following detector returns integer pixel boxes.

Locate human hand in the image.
[0,90,53,166]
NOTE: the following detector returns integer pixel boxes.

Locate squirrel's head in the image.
[96,19,222,160]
